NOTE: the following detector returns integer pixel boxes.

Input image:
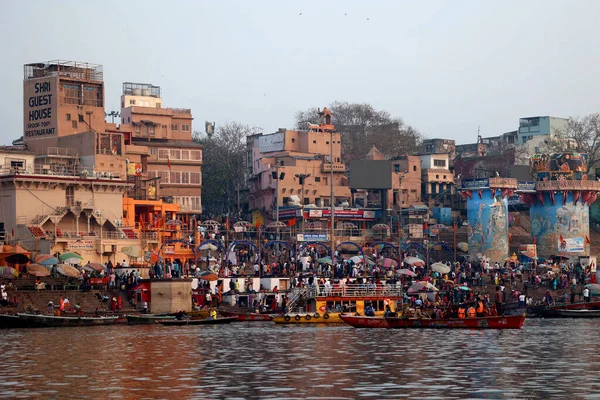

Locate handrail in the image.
[305,284,402,298]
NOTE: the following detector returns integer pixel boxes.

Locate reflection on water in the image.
[0,319,599,399]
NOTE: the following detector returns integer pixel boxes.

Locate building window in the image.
[413,165,417,172]
[181,172,190,184]
[156,103,161,108]
[78,115,84,123]
[171,124,178,131]
[151,148,157,155]
[170,171,181,184]
[170,149,181,160]
[291,138,295,143]
[72,121,77,128]
[326,141,329,145]
[66,114,71,121]
[130,100,136,105]
[158,149,169,159]
[190,172,201,184]
[314,177,321,182]
[190,150,202,161]
[436,175,439,179]
[433,159,446,168]
[443,175,446,179]
[149,125,155,136]
[313,140,316,144]
[181,124,190,132]
[394,164,400,173]
[135,125,141,135]
[158,170,169,183]
[181,150,190,160]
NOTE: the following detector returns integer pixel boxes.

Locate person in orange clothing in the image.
[457,306,466,319]
[467,304,476,318]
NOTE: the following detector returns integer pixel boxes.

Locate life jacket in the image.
[467,307,476,318]
[476,301,484,313]
[458,307,466,319]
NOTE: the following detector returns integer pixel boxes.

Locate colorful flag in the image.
[532,236,536,244]
[287,218,297,227]
[453,221,457,233]
[327,219,332,228]
[586,235,591,244]
[225,217,229,230]
[254,219,261,229]
[423,221,428,231]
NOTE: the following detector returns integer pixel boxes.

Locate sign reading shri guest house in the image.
[24,77,58,139]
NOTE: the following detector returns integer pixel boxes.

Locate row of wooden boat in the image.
[339,314,527,329]
[0,313,119,328]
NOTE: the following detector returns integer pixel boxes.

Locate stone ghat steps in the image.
[3,289,138,314]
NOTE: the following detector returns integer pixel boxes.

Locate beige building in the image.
[249,108,350,221]
[120,83,202,214]
[420,153,454,207]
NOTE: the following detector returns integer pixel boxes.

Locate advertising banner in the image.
[517,182,536,192]
[68,240,95,251]
[461,178,489,190]
[305,209,376,220]
[558,237,584,253]
[297,233,329,242]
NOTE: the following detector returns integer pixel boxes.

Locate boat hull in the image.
[220,311,275,321]
[17,313,119,328]
[340,314,390,328]
[541,301,600,318]
[158,316,237,326]
[126,314,176,325]
[386,315,526,329]
[551,309,600,318]
[272,312,344,324]
[0,314,35,329]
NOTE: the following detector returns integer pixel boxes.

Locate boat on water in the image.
[157,316,237,326]
[219,311,276,321]
[0,314,35,329]
[272,283,403,325]
[550,309,600,318]
[16,313,119,328]
[126,314,176,325]
[385,314,526,329]
[339,314,390,328]
[541,300,600,318]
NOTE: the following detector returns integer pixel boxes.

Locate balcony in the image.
[321,163,346,173]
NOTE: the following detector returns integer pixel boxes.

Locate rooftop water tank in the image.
[141,89,151,96]
[132,88,142,96]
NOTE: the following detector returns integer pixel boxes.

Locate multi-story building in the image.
[420,153,454,207]
[422,138,456,160]
[120,83,202,215]
[249,108,351,223]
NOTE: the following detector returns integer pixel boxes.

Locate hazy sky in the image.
[2,0,599,145]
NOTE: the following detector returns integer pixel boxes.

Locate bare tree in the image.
[194,122,251,216]
[550,113,600,172]
[295,101,423,161]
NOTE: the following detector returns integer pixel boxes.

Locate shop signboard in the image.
[461,178,489,190]
[68,239,95,251]
[558,237,584,253]
[305,209,376,220]
[297,233,329,242]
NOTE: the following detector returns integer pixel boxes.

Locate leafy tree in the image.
[294,101,422,161]
[550,113,600,173]
[194,122,250,216]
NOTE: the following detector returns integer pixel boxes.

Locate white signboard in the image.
[258,133,284,153]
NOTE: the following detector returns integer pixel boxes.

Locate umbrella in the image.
[27,263,51,277]
[429,224,449,231]
[199,271,218,281]
[36,255,59,265]
[149,252,163,263]
[5,253,30,264]
[121,246,142,258]
[404,257,425,266]
[57,264,81,278]
[63,257,82,265]
[82,262,105,273]
[431,262,451,274]
[378,258,398,268]
[317,257,333,264]
[199,243,218,251]
[397,269,417,277]
[350,255,363,264]
[457,242,468,252]
[408,281,439,293]
[59,252,83,261]
[0,266,19,279]
[458,286,471,291]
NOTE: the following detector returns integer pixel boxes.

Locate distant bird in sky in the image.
[299,12,302,15]
[345,13,347,16]
[367,18,370,20]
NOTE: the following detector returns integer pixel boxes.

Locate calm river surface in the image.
[1,319,599,399]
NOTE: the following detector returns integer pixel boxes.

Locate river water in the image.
[0,319,599,399]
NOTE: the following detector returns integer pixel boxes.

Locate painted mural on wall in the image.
[530,192,590,257]
[466,189,509,262]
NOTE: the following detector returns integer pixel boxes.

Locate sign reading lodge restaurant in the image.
[67,240,95,251]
